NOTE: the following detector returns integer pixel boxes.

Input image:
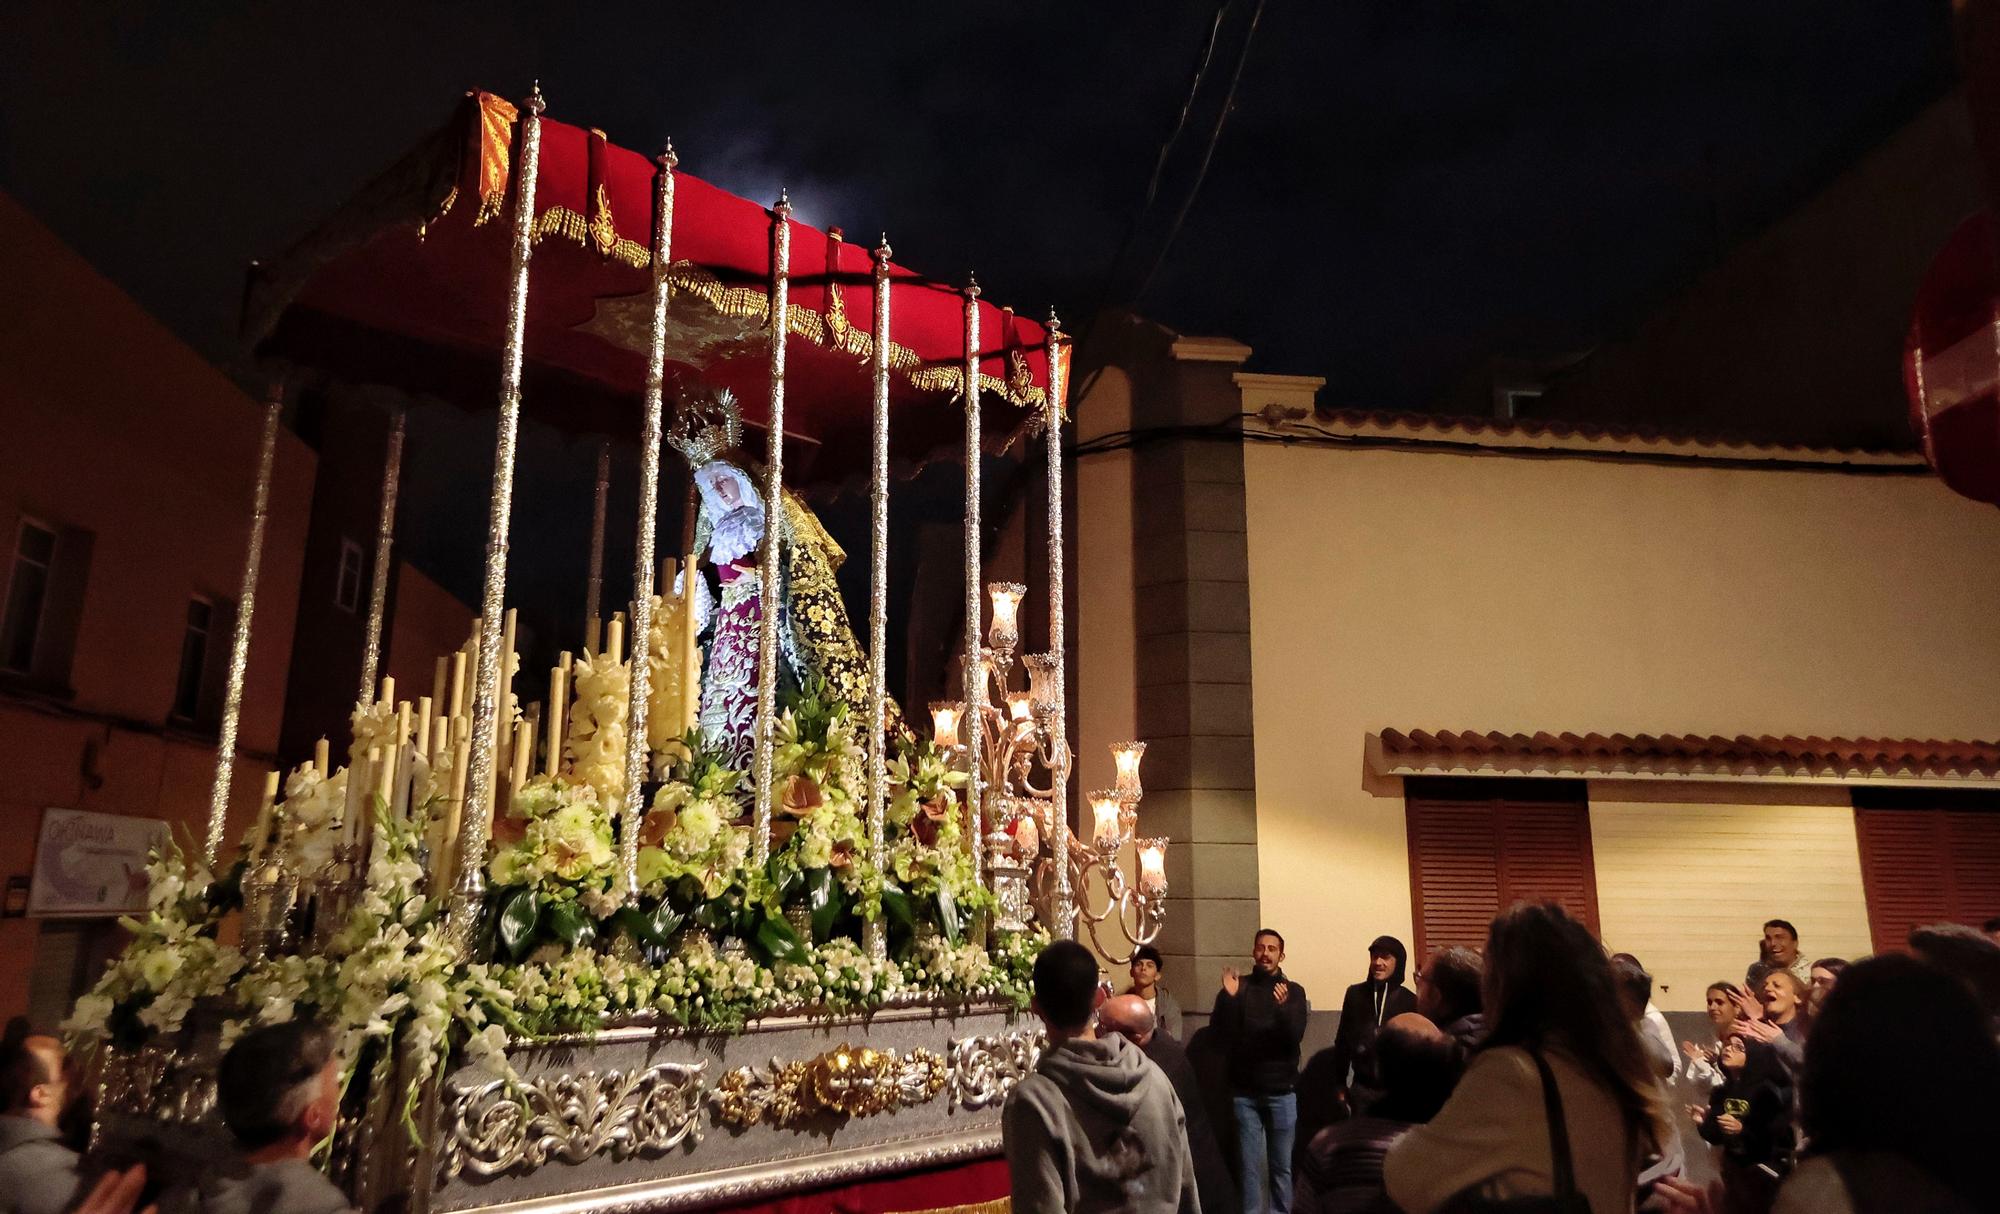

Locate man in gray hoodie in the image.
[1003,940,1201,1214]
[159,1019,355,1214]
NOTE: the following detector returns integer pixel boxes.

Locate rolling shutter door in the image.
[1405,779,1598,958]
[1854,794,2000,955]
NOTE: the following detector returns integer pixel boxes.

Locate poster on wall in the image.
[28,808,170,918]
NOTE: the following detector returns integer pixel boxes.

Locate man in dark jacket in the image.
[1294,936,1418,1176]
[1213,927,1309,1214]
[1101,993,1240,1214]
[0,1032,84,1214]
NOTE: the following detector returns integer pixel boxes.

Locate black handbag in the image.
[1435,1049,1594,1214]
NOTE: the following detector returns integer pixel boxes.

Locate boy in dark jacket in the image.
[1692,1035,1793,1214]
[1213,927,1310,1214]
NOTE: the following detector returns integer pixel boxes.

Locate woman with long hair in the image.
[1384,903,1670,1214]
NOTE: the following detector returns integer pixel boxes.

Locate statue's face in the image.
[714,474,742,509]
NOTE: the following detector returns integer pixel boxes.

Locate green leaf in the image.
[614,906,652,945]
[754,912,809,967]
[647,899,685,943]
[936,885,962,945]
[547,899,598,950]
[878,877,913,930]
[497,888,540,961]
[808,867,839,943]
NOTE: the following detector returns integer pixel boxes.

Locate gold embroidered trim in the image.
[884,1200,1009,1214]
[455,93,1053,410]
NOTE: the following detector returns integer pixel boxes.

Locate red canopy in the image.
[244,90,1065,481]
[1905,210,2000,508]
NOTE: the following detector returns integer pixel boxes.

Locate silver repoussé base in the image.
[95,1000,1040,1214]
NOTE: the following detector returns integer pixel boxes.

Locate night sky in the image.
[0,2,1956,416]
[0,3,1964,628]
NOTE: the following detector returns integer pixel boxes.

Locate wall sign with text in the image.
[29,807,170,917]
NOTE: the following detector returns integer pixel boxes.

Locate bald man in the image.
[0,1032,84,1214]
[1101,995,1240,1214]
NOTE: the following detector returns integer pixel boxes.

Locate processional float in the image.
[72,87,1170,1212]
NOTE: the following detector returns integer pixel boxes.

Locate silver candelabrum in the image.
[930,583,1169,962]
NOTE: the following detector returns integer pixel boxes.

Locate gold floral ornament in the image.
[712,1043,947,1129]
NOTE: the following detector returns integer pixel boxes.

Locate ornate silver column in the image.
[1044,314,1074,938]
[357,404,406,704]
[751,193,792,864]
[960,280,984,897]
[620,142,678,902]
[865,236,893,961]
[451,83,546,931]
[204,382,285,864]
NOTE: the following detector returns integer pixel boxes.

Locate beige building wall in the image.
[1588,785,1876,1009]
[1238,401,2000,1008]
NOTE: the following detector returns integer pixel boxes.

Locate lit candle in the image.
[986,582,1026,651]
[1023,653,1060,719]
[930,701,964,749]
[1112,741,1147,802]
[1007,693,1033,722]
[1137,837,1168,894]
[1089,790,1123,850]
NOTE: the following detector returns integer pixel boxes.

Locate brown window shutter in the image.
[1945,810,2000,930]
[1854,794,2000,955]
[1406,779,1596,958]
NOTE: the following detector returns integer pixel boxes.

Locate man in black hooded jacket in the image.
[1322,936,1417,1115]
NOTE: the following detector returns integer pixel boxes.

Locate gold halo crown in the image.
[667,387,743,467]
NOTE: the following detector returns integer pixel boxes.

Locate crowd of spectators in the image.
[1004,908,2000,1214]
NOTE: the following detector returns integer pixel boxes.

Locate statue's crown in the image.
[667,387,743,466]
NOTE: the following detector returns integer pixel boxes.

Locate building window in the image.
[1,520,57,673]
[1852,789,2000,955]
[171,598,214,722]
[335,538,365,613]
[1403,777,1599,957]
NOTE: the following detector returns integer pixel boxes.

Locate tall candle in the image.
[501,607,518,717]
[606,613,625,665]
[249,770,281,863]
[447,651,468,723]
[313,737,331,778]
[436,738,471,890]
[431,656,448,714]
[378,676,395,710]
[546,664,567,777]
[680,552,701,735]
[415,696,434,763]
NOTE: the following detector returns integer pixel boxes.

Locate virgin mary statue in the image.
[667,387,879,770]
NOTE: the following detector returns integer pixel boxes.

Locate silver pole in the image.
[204,383,284,864]
[1044,314,1074,938]
[451,83,545,931]
[357,404,406,704]
[620,143,678,902]
[961,280,985,900]
[751,193,792,864]
[865,236,893,961]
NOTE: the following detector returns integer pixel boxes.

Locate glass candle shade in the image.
[986,582,1026,652]
[930,701,964,749]
[1111,740,1146,802]
[1023,653,1061,719]
[1137,837,1168,894]
[1007,692,1033,722]
[1089,790,1124,851]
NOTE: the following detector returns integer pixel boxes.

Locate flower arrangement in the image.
[62,836,243,1050]
[881,738,993,947]
[486,776,620,959]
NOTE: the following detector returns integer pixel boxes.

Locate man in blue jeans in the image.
[1213,927,1310,1214]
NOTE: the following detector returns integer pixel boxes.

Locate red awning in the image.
[244,90,1064,481]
